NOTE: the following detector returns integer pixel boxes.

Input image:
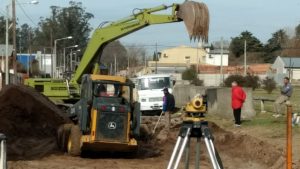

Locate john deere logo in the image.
[108,122,117,129]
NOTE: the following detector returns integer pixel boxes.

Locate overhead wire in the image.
[16,0,37,27]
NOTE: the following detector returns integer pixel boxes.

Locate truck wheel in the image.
[67,124,81,156]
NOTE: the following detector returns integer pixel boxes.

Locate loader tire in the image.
[57,124,72,152]
[67,124,81,156]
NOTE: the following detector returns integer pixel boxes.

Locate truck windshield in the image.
[138,77,170,90]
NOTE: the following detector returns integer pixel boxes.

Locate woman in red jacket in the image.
[231,81,246,127]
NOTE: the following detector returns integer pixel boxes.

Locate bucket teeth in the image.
[177,1,209,42]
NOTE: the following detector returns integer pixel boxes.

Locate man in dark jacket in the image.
[162,87,175,129]
[273,77,293,118]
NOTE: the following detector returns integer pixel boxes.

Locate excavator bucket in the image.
[177,1,209,42]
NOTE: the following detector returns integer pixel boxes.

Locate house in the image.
[147,45,207,74]
[148,45,206,67]
[205,48,229,66]
[272,56,300,84]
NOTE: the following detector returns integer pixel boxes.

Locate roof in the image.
[198,64,271,75]
[209,49,229,54]
[136,74,172,79]
[281,57,300,68]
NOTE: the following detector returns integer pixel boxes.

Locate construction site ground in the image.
[1,85,300,169]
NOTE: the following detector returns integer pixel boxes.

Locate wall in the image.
[173,85,256,119]
[206,87,255,119]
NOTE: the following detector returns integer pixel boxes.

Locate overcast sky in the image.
[1,0,300,50]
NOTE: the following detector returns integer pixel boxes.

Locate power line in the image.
[16,0,37,26]
[0,9,5,16]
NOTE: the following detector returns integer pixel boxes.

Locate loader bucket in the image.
[177,1,209,42]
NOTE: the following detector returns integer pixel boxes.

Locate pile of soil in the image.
[0,85,69,160]
[141,116,285,169]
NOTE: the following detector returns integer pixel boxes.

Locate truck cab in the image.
[136,74,173,114]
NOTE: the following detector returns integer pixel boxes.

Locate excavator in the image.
[25,1,210,155]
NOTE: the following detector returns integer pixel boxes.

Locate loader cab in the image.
[67,74,140,154]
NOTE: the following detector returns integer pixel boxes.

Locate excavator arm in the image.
[24,1,209,105]
[71,1,209,84]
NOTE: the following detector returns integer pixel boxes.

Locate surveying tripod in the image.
[167,120,223,169]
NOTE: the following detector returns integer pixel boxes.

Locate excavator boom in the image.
[24,1,209,105]
[71,1,209,84]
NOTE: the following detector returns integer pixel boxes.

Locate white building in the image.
[272,56,300,84]
[205,48,229,66]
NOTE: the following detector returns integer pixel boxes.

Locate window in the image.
[94,83,122,97]
[163,54,168,58]
[138,77,171,90]
[185,56,190,63]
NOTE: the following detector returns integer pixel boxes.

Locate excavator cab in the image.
[58,74,140,155]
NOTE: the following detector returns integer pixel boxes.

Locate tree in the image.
[296,24,300,38]
[229,31,263,57]
[181,66,203,86]
[244,74,260,90]
[17,24,34,53]
[0,16,13,44]
[224,74,245,87]
[126,45,146,68]
[262,77,276,94]
[263,29,288,63]
[101,40,127,71]
[33,2,94,52]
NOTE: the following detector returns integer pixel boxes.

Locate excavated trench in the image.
[0,85,285,168]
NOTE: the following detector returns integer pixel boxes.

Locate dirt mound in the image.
[142,117,284,169]
[0,85,69,160]
[167,122,285,169]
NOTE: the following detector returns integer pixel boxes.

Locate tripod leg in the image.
[167,136,183,169]
[173,128,191,169]
[204,137,220,169]
[195,137,200,169]
[185,137,191,169]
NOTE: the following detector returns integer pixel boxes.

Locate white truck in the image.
[136,74,173,114]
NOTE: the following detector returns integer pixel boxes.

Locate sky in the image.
[1,0,300,51]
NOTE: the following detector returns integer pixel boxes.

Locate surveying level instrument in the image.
[167,95,223,169]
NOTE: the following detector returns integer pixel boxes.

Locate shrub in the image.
[182,67,203,86]
[262,77,276,94]
[244,74,260,90]
[182,67,197,80]
[224,74,245,87]
[191,78,204,86]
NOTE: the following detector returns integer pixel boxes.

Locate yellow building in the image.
[148,45,207,67]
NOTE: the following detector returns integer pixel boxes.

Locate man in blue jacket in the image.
[274,77,293,118]
[162,87,175,129]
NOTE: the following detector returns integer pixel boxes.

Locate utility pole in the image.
[196,43,199,74]
[5,5,9,85]
[220,37,224,83]
[244,40,247,76]
[114,54,117,75]
[155,43,158,74]
[12,0,17,83]
[128,54,130,76]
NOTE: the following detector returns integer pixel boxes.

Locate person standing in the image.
[231,81,246,127]
[273,77,293,118]
[162,87,175,130]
